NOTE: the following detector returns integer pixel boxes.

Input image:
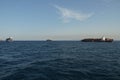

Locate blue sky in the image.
[0,0,120,40]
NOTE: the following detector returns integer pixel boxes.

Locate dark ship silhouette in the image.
[46,39,52,41]
[81,36,113,42]
[6,37,13,42]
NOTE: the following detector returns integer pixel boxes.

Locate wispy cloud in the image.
[103,0,113,3]
[103,0,118,3]
[54,5,94,23]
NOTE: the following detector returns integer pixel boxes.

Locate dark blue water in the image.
[0,41,120,80]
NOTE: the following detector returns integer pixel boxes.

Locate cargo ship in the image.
[81,37,113,42]
[46,39,52,41]
[6,37,13,42]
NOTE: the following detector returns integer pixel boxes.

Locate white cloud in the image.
[54,5,93,23]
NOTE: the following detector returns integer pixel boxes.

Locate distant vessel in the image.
[81,36,113,42]
[6,37,13,42]
[46,39,52,41]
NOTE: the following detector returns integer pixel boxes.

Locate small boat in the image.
[81,36,113,42]
[6,37,13,42]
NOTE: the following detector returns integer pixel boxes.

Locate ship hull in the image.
[6,37,13,42]
[81,38,113,42]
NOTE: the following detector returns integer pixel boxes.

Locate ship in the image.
[81,36,113,42]
[46,39,52,42]
[6,37,13,42]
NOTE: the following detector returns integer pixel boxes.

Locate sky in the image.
[0,0,120,40]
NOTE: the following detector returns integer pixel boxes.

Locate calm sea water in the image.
[0,41,120,80]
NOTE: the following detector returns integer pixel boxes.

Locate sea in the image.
[0,41,120,80]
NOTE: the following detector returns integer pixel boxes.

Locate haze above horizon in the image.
[0,0,120,40]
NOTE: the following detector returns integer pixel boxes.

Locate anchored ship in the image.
[6,37,13,42]
[81,36,113,42]
[46,39,52,42]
